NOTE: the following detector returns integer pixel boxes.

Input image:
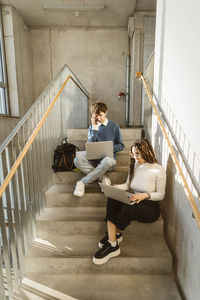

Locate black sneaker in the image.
[98,232,123,249]
[93,241,121,265]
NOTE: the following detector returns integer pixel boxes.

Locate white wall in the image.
[153,0,200,299]
[154,0,200,155]
[31,28,128,127]
[0,6,34,145]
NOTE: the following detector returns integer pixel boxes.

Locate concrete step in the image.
[52,166,128,184]
[24,256,171,276]
[67,128,142,141]
[46,184,106,207]
[26,235,171,259]
[36,207,164,237]
[15,274,181,300]
[116,151,129,165]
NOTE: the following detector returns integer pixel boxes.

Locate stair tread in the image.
[15,274,181,300]
[58,166,128,173]
[46,184,102,194]
[36,207,162,223]
[37,207,106,221]
[53,166,128,184]
[67,128,142,141]
[25,234,171,258]
[24,256,172,276]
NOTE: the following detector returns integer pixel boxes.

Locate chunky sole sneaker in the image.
[93,242,121,265]
[98,232,123,249]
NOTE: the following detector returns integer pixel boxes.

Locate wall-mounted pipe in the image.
[125,41,130,126]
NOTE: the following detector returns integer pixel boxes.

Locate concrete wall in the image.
[153,0,200,299]
[31,28,128,127]
[0,6,34,145]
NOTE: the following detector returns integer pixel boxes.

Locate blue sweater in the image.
[88,120,124,159]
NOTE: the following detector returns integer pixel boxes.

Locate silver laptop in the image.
[99,183,136,206]
[85,141,113,160]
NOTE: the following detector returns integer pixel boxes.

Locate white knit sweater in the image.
[117,163,166,201]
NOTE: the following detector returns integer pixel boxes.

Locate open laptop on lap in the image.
[85,141,113,160]
[99,183,136,206]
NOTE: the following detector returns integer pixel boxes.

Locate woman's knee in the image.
[107,197,123,212]
[131,201,160,223]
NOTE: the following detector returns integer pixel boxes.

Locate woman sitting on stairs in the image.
[93,138,166,265]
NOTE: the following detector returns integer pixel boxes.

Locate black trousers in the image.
[105,197,160,231]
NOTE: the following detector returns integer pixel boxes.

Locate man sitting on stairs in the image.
[73,101,124,197]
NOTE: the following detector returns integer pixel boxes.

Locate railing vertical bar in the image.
[36,103,42,212]
[39,101,46,211]
[0,242,6,300]
[11,142,25,279]
[0,207,13,299]
[26,114,37,240]
[21,126,33,249]
[43,98,49,197]
[5,147,20,288]
[48,97,53,186]
[0,155,13,299]
[19,159,28,254]
[34,108,42,214]
[37,103,43,213]
[45,97,52,188]
[31,137,39,215]
[50,100,54,180]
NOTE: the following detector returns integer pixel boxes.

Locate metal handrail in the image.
[138,73,200,228]
[0,64,88,154]
[0,65,89,299]
[0,74,88,199]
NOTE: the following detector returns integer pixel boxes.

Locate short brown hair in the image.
[90,101,107,115]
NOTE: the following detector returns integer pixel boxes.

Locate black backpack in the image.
[52,138,79,172]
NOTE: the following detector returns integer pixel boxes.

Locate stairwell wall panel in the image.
[31,28,128,127]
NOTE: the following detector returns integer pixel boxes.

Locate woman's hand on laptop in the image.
[113,184,120,188]
[129,193,149,204]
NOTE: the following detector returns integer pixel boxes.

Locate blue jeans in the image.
[74,151,116,184]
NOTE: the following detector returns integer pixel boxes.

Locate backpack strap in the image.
[63,153,75,170]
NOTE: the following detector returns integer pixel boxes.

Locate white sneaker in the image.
[100,175,111,192]
[74,181,85,197]
[101,175,111,186]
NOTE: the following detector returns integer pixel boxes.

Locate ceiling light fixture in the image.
[43,4,105,11]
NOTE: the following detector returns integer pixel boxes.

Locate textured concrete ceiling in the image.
[1,0,156,28]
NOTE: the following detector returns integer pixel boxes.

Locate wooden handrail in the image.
[0,75,88,199]
[138,73,200,228]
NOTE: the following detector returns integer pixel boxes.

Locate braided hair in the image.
[129,138,158,184]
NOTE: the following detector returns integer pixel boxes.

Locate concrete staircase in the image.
[14,128,181,300]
